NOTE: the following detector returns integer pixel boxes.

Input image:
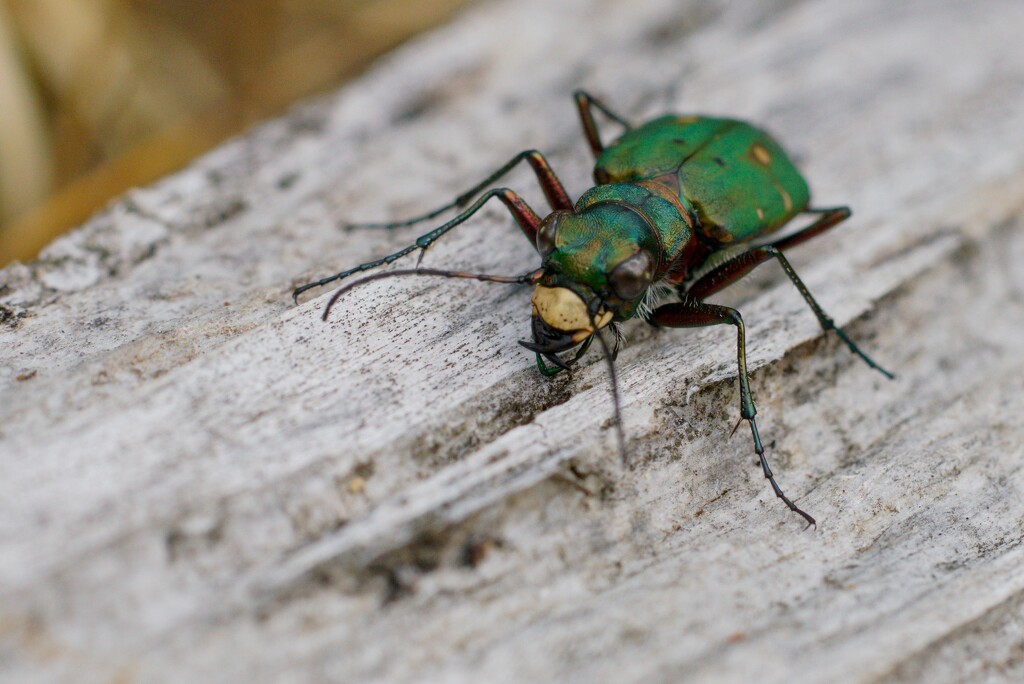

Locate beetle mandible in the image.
[294,91,894,527]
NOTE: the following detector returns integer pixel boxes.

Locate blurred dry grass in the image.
[0,0,472,266]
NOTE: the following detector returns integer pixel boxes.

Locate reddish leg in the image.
[294,188,542,301]
[770,206,851,252]
[649,298,815,527]
[686,207,893,379]
[574,90,632,157]
[349,149,572,230]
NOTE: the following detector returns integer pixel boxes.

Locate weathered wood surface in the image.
[3,1,1024,682]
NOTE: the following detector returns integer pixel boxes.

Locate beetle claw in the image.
[544,352,573,372]
[518,339,546,353]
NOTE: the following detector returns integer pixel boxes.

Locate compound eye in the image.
[536,212,565,257]
[609,250,654,301]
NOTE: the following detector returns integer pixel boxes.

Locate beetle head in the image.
[521,207,656,360]
[524,278,613,355]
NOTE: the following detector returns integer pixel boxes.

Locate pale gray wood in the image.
[2,1,1024,682]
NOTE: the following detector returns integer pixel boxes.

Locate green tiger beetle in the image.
[294,91,894,527]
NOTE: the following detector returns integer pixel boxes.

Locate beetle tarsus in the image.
[749,417,816,527]
[832,327,895,380]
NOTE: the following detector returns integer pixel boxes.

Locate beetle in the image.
[293,91,893,526]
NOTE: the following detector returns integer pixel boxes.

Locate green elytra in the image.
[597,115,810,240]
[294,91,893,527]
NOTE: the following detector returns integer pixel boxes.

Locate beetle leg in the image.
[684,207,850,300]
[769,206,850,252]
[574,90,632,157]
[684,218,894,379]
[347,150,573,230]
[648,298,816,527]
[294,188,541,301]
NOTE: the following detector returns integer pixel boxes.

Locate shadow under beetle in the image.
[294,91,894,527]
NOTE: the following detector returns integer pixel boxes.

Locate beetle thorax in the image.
[545,202,659,290]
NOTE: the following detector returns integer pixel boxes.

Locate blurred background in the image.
[0,0,471,267]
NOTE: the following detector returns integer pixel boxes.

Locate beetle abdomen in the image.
[596,115,810,246]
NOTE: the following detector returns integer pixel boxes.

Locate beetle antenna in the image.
[320,267,544,321]
[588,310,628,465]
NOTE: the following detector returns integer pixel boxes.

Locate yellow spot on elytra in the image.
[676,116,699,123]
[780,188,793,212]
[756,207,765,221]
[752,143,771,165]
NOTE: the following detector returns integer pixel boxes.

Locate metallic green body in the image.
[545,182,694,318]
[542,114,811,321]
[595,115,810,245]
[295,92,889,528]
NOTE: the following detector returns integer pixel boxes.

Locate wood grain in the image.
[2,1,1024,682]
